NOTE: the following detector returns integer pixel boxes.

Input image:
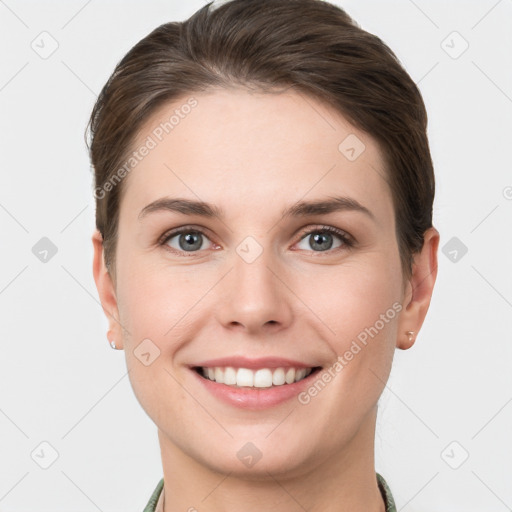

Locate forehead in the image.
[120,87,393,226]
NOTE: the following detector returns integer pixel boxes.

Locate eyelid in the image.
[296,224,354,245]
[158,224,214,246]
[158,224,218,257]
[159,223,355,255]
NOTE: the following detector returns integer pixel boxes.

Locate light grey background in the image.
[0,0,511,510]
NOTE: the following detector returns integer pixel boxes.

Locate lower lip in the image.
[191,368,321,410]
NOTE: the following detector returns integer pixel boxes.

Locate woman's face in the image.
[93,87,437,477]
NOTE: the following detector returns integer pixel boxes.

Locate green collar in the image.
[142,478,163,512]
[144,473,396,512]
[377,472,397,512]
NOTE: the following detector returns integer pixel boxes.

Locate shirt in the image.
[142,472,396,512]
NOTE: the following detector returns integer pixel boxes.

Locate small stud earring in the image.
[107,330,116,349]
[406,330,415,342]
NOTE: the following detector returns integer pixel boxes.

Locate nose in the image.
[215,246,293,334]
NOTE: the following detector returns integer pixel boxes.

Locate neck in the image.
[158,407,385,512]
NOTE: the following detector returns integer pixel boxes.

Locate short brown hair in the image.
[87,0,435,282]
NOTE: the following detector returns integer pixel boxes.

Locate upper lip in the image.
[190,356,321,370]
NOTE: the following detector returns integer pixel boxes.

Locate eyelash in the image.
[158,224,355,257]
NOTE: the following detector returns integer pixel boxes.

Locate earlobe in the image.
[396,227,440,350]
[92,230,124,350]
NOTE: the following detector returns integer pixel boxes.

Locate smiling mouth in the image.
[193,366,322,388]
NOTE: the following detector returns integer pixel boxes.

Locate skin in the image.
[92,87,439,512]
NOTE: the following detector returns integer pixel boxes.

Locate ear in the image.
[396,227,440,350]
[92,229,124,350]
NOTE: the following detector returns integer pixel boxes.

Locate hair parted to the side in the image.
[86,0,435,284]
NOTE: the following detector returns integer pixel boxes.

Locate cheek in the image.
[319,257,400,323]
[115,260,196,422]
[298,262,401,406]
[115,248,194,337]
[115,258,215,409]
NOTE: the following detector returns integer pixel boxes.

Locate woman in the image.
[88,0,439,510]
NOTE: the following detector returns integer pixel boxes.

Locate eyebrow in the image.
[138,195,375,222]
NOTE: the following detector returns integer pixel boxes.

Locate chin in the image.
[192,437,316,480]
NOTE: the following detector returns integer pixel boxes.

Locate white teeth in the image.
[254,369,273,388]
[295,368,306,381]
[214,367,224,383]
[236,368,254,387]
[223,366,237,385]
[272,368,285,385]
[199,366,314,387]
